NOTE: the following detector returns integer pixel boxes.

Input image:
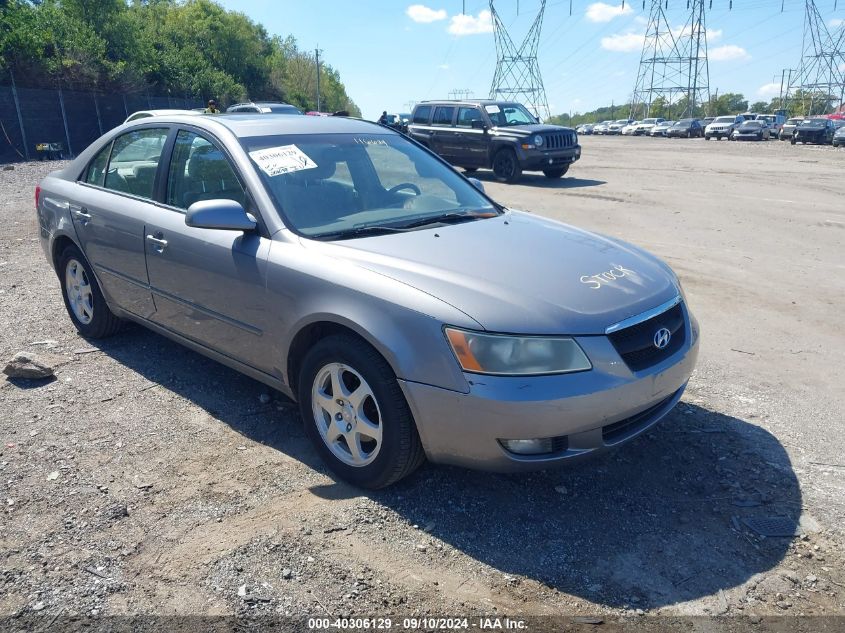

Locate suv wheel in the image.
[542,167,568,179]
[298,334,425,489]
[492,148,522,183]
[58,245,122,339]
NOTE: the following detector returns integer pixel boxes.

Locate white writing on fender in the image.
[580,264,636,290]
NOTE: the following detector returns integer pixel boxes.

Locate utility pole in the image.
[630,0,710,120]
[489,1,550,120]
[315,46,322,112]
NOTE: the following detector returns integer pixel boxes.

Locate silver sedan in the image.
[36,114,699,488]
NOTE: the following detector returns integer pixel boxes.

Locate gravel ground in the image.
[1,137,844,630]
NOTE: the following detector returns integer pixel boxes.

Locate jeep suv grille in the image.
[544,132,575,150]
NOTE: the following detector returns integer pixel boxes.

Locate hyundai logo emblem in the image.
[653,327,672,350]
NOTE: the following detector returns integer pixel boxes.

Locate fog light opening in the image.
[499,438,554,456]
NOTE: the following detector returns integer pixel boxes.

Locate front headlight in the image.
[444,328,591,376]
[533,134,544,147]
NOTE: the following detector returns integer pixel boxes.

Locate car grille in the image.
[602,390,679,444]
[607,303,686,372]
[544,132,576,149]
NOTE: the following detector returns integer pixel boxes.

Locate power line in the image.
[489,1,551,119]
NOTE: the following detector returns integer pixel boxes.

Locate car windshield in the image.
[642,119,658,124]
[742,121,763,128]
[485,103,537,126]
[713,117,735,123]
[242,133,498,240]
[802,119,826,127]
[786,118,802,124]
[264,104,302,115]
[674,119,694,126]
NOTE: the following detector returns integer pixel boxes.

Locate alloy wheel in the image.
[311,362,383,467]
[65,258,94,325]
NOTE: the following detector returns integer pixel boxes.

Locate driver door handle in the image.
[146,234,168,252]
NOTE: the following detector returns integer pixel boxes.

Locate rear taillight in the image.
[35,185,41,210]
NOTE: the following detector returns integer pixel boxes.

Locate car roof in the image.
[124,113,384,137]
[416,99,523,107]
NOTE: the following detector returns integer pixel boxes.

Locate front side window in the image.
[104,128,169,198]
[432,106,455,126]
[485,104,537,127]
[84,143,112,187]
[167,130,246,210]
[457,107,483,127]
[242,133,498,239]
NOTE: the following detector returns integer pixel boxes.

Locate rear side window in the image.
[84,143,112,187]
[104,128,169,199]
[432,106,455,126]
[166,130,246,210]
[412,105,431,124]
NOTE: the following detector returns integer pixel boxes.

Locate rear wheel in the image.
[492,148,522,183]
[58,245,122,339]
[542,166,569,179]
[298,334,425,489]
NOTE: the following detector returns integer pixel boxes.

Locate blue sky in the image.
[218,1,845,119]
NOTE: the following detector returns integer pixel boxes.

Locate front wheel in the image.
[492,148,522,183]
[791,136,797,145]
[298,334,425,489]
[58,245,122,339]
[542,166,569,179]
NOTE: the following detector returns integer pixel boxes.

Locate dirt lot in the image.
[1,136,844,629]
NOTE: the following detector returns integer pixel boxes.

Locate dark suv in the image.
[407,100,580,182]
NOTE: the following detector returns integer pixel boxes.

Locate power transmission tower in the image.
[448,88,474,100]
[785,1,845,115]
[489,1,550,120]
[630,0,710,120]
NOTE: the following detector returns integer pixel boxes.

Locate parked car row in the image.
[576,112,845,146]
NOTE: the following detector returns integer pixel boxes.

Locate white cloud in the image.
[586,2,633,23]
[829,18,844,28]
[406,4,447,23]
[757,82,782,98]
[448,9,494,35]
[601,32,645,52]
[710,44,750,61]
[438,63,450,70]
[707,28,723,41]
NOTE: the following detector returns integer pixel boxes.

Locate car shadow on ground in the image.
[466,170,606,190]
[93,326,800,610]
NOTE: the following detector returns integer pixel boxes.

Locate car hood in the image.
[491,124,574,137]
[301,211,679,335]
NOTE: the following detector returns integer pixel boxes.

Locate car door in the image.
[429,105,457,162]
[69,127,170,318]
[454,106,488,167]
[143,128,274,373]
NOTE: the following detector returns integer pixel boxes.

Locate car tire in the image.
[492,148,522,183]
[791,136,797,145]
[298,334,425,489]
[58,244,122,339]
[542,167,568,179]
[704,135,710,141]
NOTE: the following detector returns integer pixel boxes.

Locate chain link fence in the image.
[0,84,204,164]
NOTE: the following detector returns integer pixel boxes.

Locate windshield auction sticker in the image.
[485,105,501,113]
[249,145,317,177]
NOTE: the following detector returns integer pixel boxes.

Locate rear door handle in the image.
[70,206,91,223]
[146,234,168,252]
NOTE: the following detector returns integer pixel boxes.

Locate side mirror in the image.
[186,199,257,232]
[471,119,487,130]
[468,177,485,193]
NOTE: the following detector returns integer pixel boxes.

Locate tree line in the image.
[549,90,841,127]
[0,0,361,115]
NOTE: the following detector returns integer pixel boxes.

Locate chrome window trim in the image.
[605,295,682,335]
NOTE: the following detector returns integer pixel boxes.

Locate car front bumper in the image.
[400,307,700,472]
[519,145,582,170]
